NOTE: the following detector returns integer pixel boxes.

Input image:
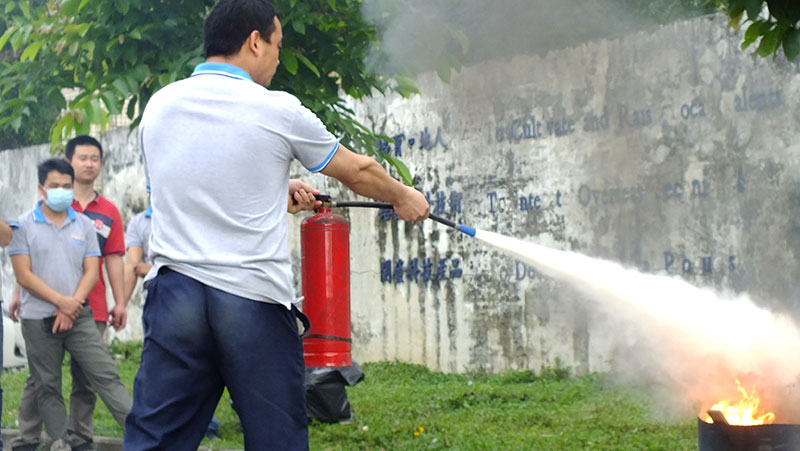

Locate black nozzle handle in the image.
[332,201,464,232]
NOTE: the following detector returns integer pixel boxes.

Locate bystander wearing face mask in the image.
[45,188,74,212]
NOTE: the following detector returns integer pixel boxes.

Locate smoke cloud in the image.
[476,229,800,423]
[361,0,712,78]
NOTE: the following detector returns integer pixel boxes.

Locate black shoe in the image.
[10,444,40,451]
[204,430,222,441]
[70,442,97,451]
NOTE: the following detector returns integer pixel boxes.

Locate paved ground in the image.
[0,429,240,450]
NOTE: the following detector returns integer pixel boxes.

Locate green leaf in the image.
[281,49,298,75]
[5,2,16,14]
[756,26,783,57]
[742,21,763,49]
[61,0,81,16]
[74,23,91,37]
[295,52,320,77]
[728,5,745,30]
[11,114,22,131]
[126,94,138,119]
[292,20,306,35]
[51,116,69,148]
[116,0,130,15]
[111,78,129,96]
[78,0,90,11]
[100,92,121,114]
[782,28,800,61]
[745,0,762,21]
[83,41,95,60]
[0,27,16,52]
[18,0,29,18]
[436,57,452,84]
[89,97,103,123]
[450,27,470,56]
[392,158,413,186]
[20,40,42,62]
[394,75,420,98]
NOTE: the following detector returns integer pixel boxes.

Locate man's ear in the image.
[246,29,262,55]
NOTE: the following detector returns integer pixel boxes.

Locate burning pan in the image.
[697,418,800,451]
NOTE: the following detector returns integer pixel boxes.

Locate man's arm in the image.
[74,255,100,303]
[0,219,11,247]
[320,144,429,221]
[9,284,21,322]
[123,245,144,303]
[106,254,127,330]
[53,255,98,333]
[288,179,321,214]
[11,254,87,319]
[104,204,128,329]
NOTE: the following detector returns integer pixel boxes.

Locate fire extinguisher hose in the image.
[330,200,476,237]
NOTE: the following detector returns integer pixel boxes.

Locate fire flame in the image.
[704,380,775,426]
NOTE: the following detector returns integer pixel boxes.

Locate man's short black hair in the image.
[38,158,75,185]
[204,0,279,58]
[65,135,103,161]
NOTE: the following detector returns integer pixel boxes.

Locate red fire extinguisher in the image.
[300,204,352,368]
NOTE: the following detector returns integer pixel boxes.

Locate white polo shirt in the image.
[140,62,339,307]
[125,206,152,264]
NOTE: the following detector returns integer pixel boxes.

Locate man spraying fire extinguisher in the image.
[123,1,430,450]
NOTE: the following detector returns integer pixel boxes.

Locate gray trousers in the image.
[18,308,131,444]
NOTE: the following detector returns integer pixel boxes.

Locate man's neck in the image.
[41,203,67,227]
[73,180,96,208]
[206,56,252,77]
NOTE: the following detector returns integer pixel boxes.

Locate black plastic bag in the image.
[305,361,365,423]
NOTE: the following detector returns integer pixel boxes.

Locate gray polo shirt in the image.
[126,206,152,264]
[1,188,19,302]
[140,62,339,308]
[8,203,101,319]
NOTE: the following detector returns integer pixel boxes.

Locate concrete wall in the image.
[2,13,800,373]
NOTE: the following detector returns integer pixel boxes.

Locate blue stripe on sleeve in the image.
[8,249,30,256]
[85,252,102,257]
[307,142,340,173]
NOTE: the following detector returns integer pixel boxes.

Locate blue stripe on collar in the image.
[34,201,77,223]
[145,204,152,218]
[33,202,45,223]
[191,62,253,82]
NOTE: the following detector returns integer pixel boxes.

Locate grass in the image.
[1,342,698,450]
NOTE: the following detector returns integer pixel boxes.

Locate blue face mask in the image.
[45,188,74,212]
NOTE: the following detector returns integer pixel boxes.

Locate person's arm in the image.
[74,255,100,304]
[105,204,128,330]
[288,179,321,214]
[0,218,11,247]
[123,245,144,303]
[9,284,21,322]
[11,254,86,319]
[53,254,98,333]
[107,254,128,330]
[320,144,429,221]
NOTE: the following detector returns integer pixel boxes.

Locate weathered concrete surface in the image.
[2,13,800,374]
[332,13,800,374]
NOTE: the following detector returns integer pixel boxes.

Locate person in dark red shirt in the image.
[9,135,129,451]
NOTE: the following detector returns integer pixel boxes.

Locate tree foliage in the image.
[718,0,800,60]
[0,0,414,182]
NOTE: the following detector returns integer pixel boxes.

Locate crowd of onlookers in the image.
[0,135,209,451]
